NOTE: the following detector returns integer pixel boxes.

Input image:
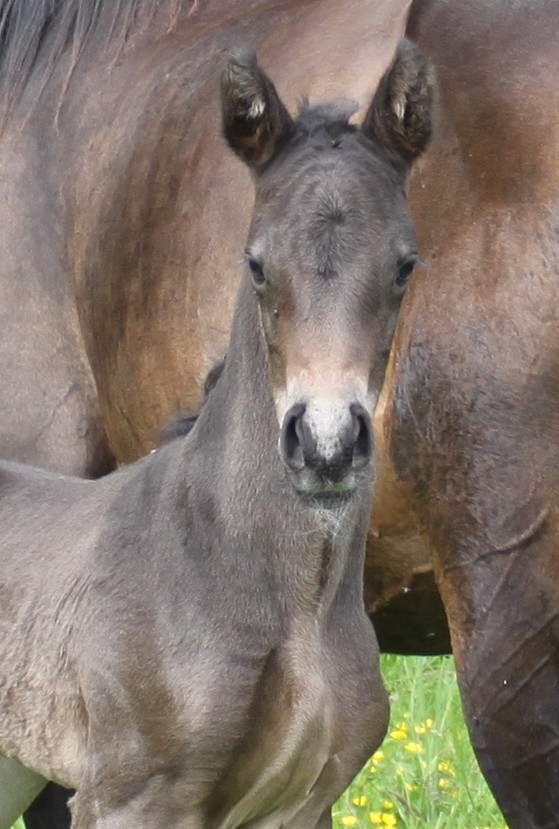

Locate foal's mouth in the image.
[288,469,366,509]
[305,488,355,510]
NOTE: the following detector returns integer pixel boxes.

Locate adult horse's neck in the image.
[183,273,372,615]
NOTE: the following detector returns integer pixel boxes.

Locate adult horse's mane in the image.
[0,0,190,118]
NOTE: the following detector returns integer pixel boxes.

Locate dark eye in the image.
[395,255,419,291]
[246,254,267,289]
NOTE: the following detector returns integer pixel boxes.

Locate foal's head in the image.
[222,43,434,504]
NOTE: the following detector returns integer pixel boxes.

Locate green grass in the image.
[334,655,507,829]
[11,656,506,829]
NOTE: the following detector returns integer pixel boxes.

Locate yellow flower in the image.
[381,814,397,826]
[389,720,409,740]
[425,718,434,729]
[371,751,384,764]
[353,796,368,808]
[404,742,422,754]
[414,724,427,734]
[382,801,394,810]
[437,760,455,776]
[369,813,382,825]
[341,817,358,827]
[438,777,451,789]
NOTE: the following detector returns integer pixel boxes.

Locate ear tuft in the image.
[221,47,295,169]
[363,39,435,166]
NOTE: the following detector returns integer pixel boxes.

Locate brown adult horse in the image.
[0,41,433,828]
[373,0,559,826]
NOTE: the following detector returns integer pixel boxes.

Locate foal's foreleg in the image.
[69,786,204,829]
[0,756,47,829]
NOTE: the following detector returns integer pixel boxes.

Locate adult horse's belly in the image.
[365,388,450,655]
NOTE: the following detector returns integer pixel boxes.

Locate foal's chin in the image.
[286,466,372,511]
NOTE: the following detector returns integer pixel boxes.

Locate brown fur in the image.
[376,0,559,825]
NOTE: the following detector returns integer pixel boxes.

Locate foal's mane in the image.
[0,0,193,119]
[295,98,360,139]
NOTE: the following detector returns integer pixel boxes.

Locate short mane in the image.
[295,98,360,140]
[0,0,190,120]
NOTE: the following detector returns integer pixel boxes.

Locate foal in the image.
[0,42,433,829]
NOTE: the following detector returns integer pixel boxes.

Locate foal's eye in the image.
[395,254,420,292]
[246,255,267,289]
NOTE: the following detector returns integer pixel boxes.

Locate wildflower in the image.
[437,760,455,776]
[381,814,397,826]
[390,729,408,740]
[369,813,382,825]
[404,741,422,754]
[353,796,368,808]
[438,778,451,789]
[371,751,384,764]
[340,817,358,827]
[382,801,394,810]
[425,718,434,729]
[414,724,427,734]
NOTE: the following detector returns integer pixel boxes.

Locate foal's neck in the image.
[187,275,370,612]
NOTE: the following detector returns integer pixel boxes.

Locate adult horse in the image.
[374,0,559,825]
[0,39,433,828]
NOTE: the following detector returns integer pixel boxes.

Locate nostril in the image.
[350,403,372,469]
[280,403,306,472]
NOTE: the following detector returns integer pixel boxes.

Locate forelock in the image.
[295,97,360,142]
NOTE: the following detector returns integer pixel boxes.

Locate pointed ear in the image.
[363,39,435,166]
[221,47,296,169]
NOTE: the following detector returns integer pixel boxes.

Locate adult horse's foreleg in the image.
[437,521,559,829]
[0,756,47,829]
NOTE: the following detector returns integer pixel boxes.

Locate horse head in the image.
[221,42,434,504]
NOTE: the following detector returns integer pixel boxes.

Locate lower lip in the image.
[297,487,355,508]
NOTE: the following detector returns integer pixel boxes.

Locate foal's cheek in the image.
[258,303,286,380]
[267,345,287,399]
[259,300,280,342]
[367,310,399,393]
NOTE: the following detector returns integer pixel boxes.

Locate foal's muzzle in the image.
[279,401,372,503]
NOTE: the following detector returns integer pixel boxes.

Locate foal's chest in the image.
[208,627,345,829]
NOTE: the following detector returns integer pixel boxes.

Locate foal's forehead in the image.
[252,134,410,258]
[259,128,405,219]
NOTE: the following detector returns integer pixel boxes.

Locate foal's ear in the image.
[221,47,295,169]
[363,39,434,166]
